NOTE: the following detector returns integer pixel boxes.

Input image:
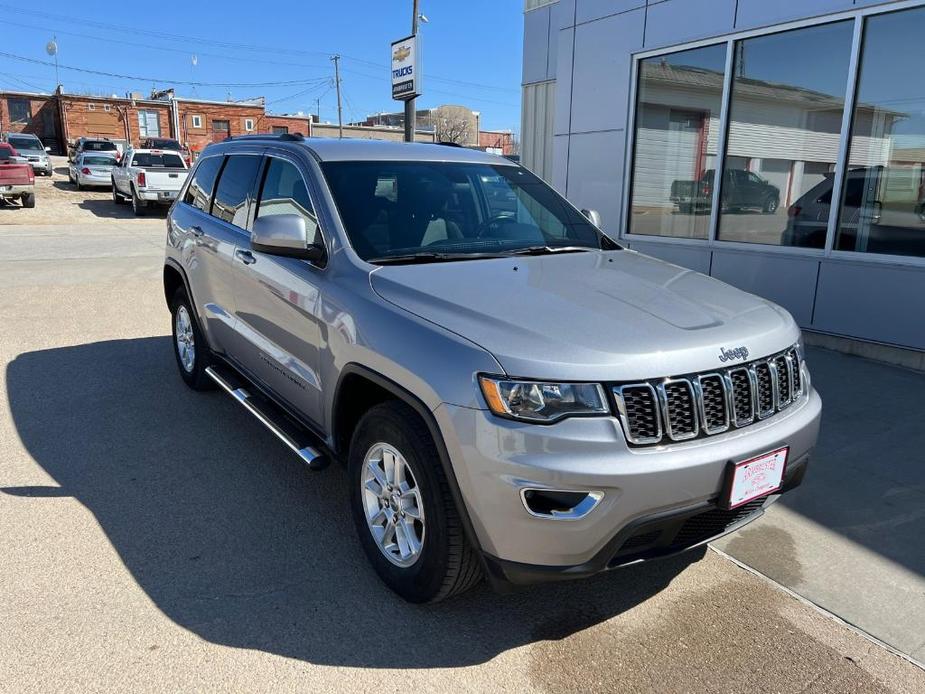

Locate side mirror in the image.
[251,214,325,262]
[581,208,602,228]
[45,146,51,153]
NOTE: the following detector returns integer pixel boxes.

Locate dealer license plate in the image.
[159,191,177,200]
[725,447,787,509]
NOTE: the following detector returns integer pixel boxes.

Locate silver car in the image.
[69,153,118,190]
[5,133,51,175]
[163,135,822,603]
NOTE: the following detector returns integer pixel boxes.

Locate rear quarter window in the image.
[183,155,223,213]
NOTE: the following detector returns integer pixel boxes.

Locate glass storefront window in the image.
[628,44,727,239]
[717,21,854,247]
[835,7,925,258]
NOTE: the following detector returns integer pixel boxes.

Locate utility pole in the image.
[315,98,321,123]
[331,55,343,139]
[403,0,420,143]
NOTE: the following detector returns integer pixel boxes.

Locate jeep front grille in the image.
[613,346,804,447]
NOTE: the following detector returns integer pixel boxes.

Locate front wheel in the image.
[169,288,213,390]
[349,402,481,603]
[763,196,779,214]
[21,193,35,208]
[112,181,124,204]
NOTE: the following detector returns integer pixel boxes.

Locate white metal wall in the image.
[521,80,556,182]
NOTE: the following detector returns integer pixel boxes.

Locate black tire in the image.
[131,187,146,216]
[75,179,82,191]
[21,193,35,208]
[349,401,482,603]
[763,196,779,214]
[112,181,124,204]
[169,287,214,390]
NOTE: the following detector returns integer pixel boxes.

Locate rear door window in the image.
[211,155,261,227]
[184,155,223,213]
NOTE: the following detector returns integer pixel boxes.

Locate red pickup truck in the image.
[0,142,35,208]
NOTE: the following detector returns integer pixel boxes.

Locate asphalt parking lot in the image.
[0,165,923,692]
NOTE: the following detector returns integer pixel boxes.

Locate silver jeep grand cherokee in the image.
[163,134,821,603]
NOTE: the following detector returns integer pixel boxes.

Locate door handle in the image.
[235,249,256,265]
[190,225,204,238]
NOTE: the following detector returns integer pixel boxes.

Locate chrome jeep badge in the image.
[719,346,749,363]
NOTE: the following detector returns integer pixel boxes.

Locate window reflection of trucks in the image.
[670,169,780,215]
[782,166,925,257]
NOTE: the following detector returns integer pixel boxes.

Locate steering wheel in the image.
[475,213,518,239]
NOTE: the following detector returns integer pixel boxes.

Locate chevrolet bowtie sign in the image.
[391,35,420,101]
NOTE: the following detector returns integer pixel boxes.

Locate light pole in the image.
[403,0,420,143]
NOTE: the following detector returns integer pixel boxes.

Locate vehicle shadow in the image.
[4,337,700,669]
[75,200,166,219]
[52,180,77,192]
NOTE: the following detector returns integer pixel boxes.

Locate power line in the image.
[0,4,520,96]
[0,49,330,88]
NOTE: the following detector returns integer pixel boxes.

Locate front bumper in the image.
[435,388,821,581]
[29,161,51,174]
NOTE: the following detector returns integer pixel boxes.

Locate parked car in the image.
[164,135,821,603]
[69,137,120,163]
[0,143,35,207]
[68,152,118,190]
[141,137,191,166]
[3,133,52,175]
[111,148,188,215]
[670,168,780,214]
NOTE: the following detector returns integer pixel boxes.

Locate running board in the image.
[204,365,329,471]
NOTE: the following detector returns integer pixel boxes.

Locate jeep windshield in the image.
[321,161,617,263]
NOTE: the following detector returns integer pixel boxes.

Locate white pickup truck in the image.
[111,148,189,216]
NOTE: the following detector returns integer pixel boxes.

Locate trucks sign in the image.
[391,35,420,101]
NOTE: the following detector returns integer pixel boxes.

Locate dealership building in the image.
[521,0,925,358]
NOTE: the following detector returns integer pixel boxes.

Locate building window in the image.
[138,109,161,137]
[272,125,289,135]
[834,6,925,258]
[211,119,230,143]
[628,44,727,239]
[104,104,111,112]
[7,98,30,124]
[87,103,96,111]
[717,21,854,247]
[244,118,255,131]
[191,114,202,128]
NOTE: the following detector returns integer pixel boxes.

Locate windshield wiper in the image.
[502,245,593,256]
[368,251,505,265]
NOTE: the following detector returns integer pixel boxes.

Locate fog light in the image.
[521,489,603,520]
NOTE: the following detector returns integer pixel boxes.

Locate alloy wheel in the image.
[175,305,196,373]
[361,442,426,567]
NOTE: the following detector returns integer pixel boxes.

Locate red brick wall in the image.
[256,115,312,136]
[0,94,61,151]
[59,96,171,148]
[177,102,265,155]
[479,130,514,155]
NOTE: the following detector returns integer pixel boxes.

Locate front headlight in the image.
[478,376,609,423]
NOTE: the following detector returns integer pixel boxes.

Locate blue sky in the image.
[0,1,524,132]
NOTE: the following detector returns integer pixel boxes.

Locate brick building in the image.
[0,89,437,156]
[0,92,62,152]
[478,129,515,155]
[58,93,172,150]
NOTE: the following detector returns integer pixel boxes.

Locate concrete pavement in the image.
[0,222,922,692]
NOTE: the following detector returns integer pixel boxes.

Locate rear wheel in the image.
[169,287,213,390]
[21,193,35,208]
[131,187,146,216]
[349,401,482,603]
[763,196,779,214]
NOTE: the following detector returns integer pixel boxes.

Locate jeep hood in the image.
[370,250,800,381]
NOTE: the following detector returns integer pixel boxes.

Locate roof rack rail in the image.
[222,132,305,143]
